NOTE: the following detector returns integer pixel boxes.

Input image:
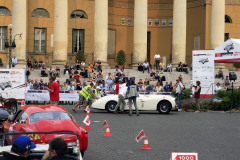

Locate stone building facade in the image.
[0,0,238,68]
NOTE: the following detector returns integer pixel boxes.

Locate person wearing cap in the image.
[3,136,36,159]
[72,82,99,112]
[42,138,72,160]
[87,86,103,107]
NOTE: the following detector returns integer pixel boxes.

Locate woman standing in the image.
[192,81,201,113]
[155,81,163,95]
[126,79,139,116]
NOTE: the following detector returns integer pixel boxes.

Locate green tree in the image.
[116,50,125,65]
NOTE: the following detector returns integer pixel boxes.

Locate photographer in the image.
[191,81,201,113]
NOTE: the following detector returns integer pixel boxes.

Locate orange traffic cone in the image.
[141,136,151,150]
[104,125,111,137]
[85,123,91,130]
[20,100,25,109]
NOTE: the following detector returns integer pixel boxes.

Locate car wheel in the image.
[106,101,117,113]
[157,101,172,114]
[10,102,18,114]
[81,151,84,157]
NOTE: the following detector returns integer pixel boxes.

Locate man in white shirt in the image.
[67,82,75,91]
[176,78,184,111]
[143,60,150,73]
[114,84,128,114]
[12,56,17,67]
[154,52,161,70]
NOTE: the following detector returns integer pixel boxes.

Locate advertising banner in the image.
[192,50,215,97]
[0,69,25,100]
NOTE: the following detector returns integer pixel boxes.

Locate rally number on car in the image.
[22,134,41,141]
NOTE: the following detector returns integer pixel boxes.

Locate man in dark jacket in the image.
[3,136,36,160]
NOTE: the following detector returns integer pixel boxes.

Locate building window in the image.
[225,33,229,42]
[34,28,46,52]
[225,15,232,23]
[0,27,7,51]
[0,7,11,16]
[72,29,84,54]
[70,10,88,19]
[32,8,50,18]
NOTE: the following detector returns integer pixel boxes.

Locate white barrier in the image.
[25,90,172,102]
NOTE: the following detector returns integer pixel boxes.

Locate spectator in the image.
[88,62,93,81]
[92,61,96,71]
[182,62,188,74]
[26,58,32,70]
[138,63,143,72]
[48,66,55,77]
[92,73,97,83]
[178,74,183,83]
[3,136,36,159]
[167,63,172,72]
[97,71,103,84]
[191,81,201,113]
[76,60,80,70]
[71,78,76,86]
[81,61,85,69]
[44,76,59,104]
[38,58,43,68]
[155,81,163,94]
[214,82,221,93]
[42,138,72,160]
[76,81,82,90]
[169,81,173,92]
[96,60,102,72]
[138,82,145,92]
[163,82,170,92]
[32,59,38,69]
[106,73,112,80]
[154,52,161,70]
[84,67,88,78]
[177,62,183,72]
[25,67,31,81]
[67,82,75,91]
[55,66,60,77]
[100,80,108,96]
[150,70,155,80]
[224,76,231,90]
[41,64,48,77]
[27,79,33,89]
[160,61,165,71]
[70,64,75,74]
[33,79,40,90]
[114,65,120,78]
[107,83,115,94]
[64,62,71,75]
[80,68,85,77]
[137,79,143,85]
[143,60,150,73]
[73,72,81,81]
[106,76,113,86]
[176,78,184,111]
[39,79,45,90]
[120,68,125,75]
[154,71,160,80]
[62,82,68,90]
[12,56,17,67]
[215,68,224,79]
[146,83,154,93]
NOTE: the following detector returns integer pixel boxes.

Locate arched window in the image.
[0,7,11,16]
[70,10,88,19]
[32,8,50,18]
[225,15,232,23]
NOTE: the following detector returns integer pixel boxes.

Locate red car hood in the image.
[34,119,79,133]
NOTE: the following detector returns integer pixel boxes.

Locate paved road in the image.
[63,106,240,160]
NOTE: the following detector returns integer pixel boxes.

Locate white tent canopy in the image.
[214,39,240,63]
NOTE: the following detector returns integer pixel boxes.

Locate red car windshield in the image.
[29,111,75,124]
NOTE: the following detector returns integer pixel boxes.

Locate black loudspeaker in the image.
[130,77,135,81]
[229,72,237,81]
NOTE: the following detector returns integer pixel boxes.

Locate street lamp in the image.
[2,24,22,68]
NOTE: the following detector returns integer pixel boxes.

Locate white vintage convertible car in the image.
[91,94,177,114]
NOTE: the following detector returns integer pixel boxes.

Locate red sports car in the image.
[2,105,88,155]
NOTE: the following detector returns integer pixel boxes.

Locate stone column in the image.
[172,0,187,65]
[12,0,27,68]
[52,0,68,65]
[132,0,148,67]
[94,0,109,68]
[211,0,225,49]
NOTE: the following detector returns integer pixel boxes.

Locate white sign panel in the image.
[171,152,198,160]
[192,50,214,96]
[0,69,25,100]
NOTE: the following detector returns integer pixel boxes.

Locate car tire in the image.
[157,101,172,114]
[81,151,84,157]
[10,102,18,114]
[106,101,117,113]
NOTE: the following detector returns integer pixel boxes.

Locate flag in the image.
[102,120,108,128]
[83,115,90,125]
[135,130,145,142]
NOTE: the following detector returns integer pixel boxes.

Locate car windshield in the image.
[29,111,75,124]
